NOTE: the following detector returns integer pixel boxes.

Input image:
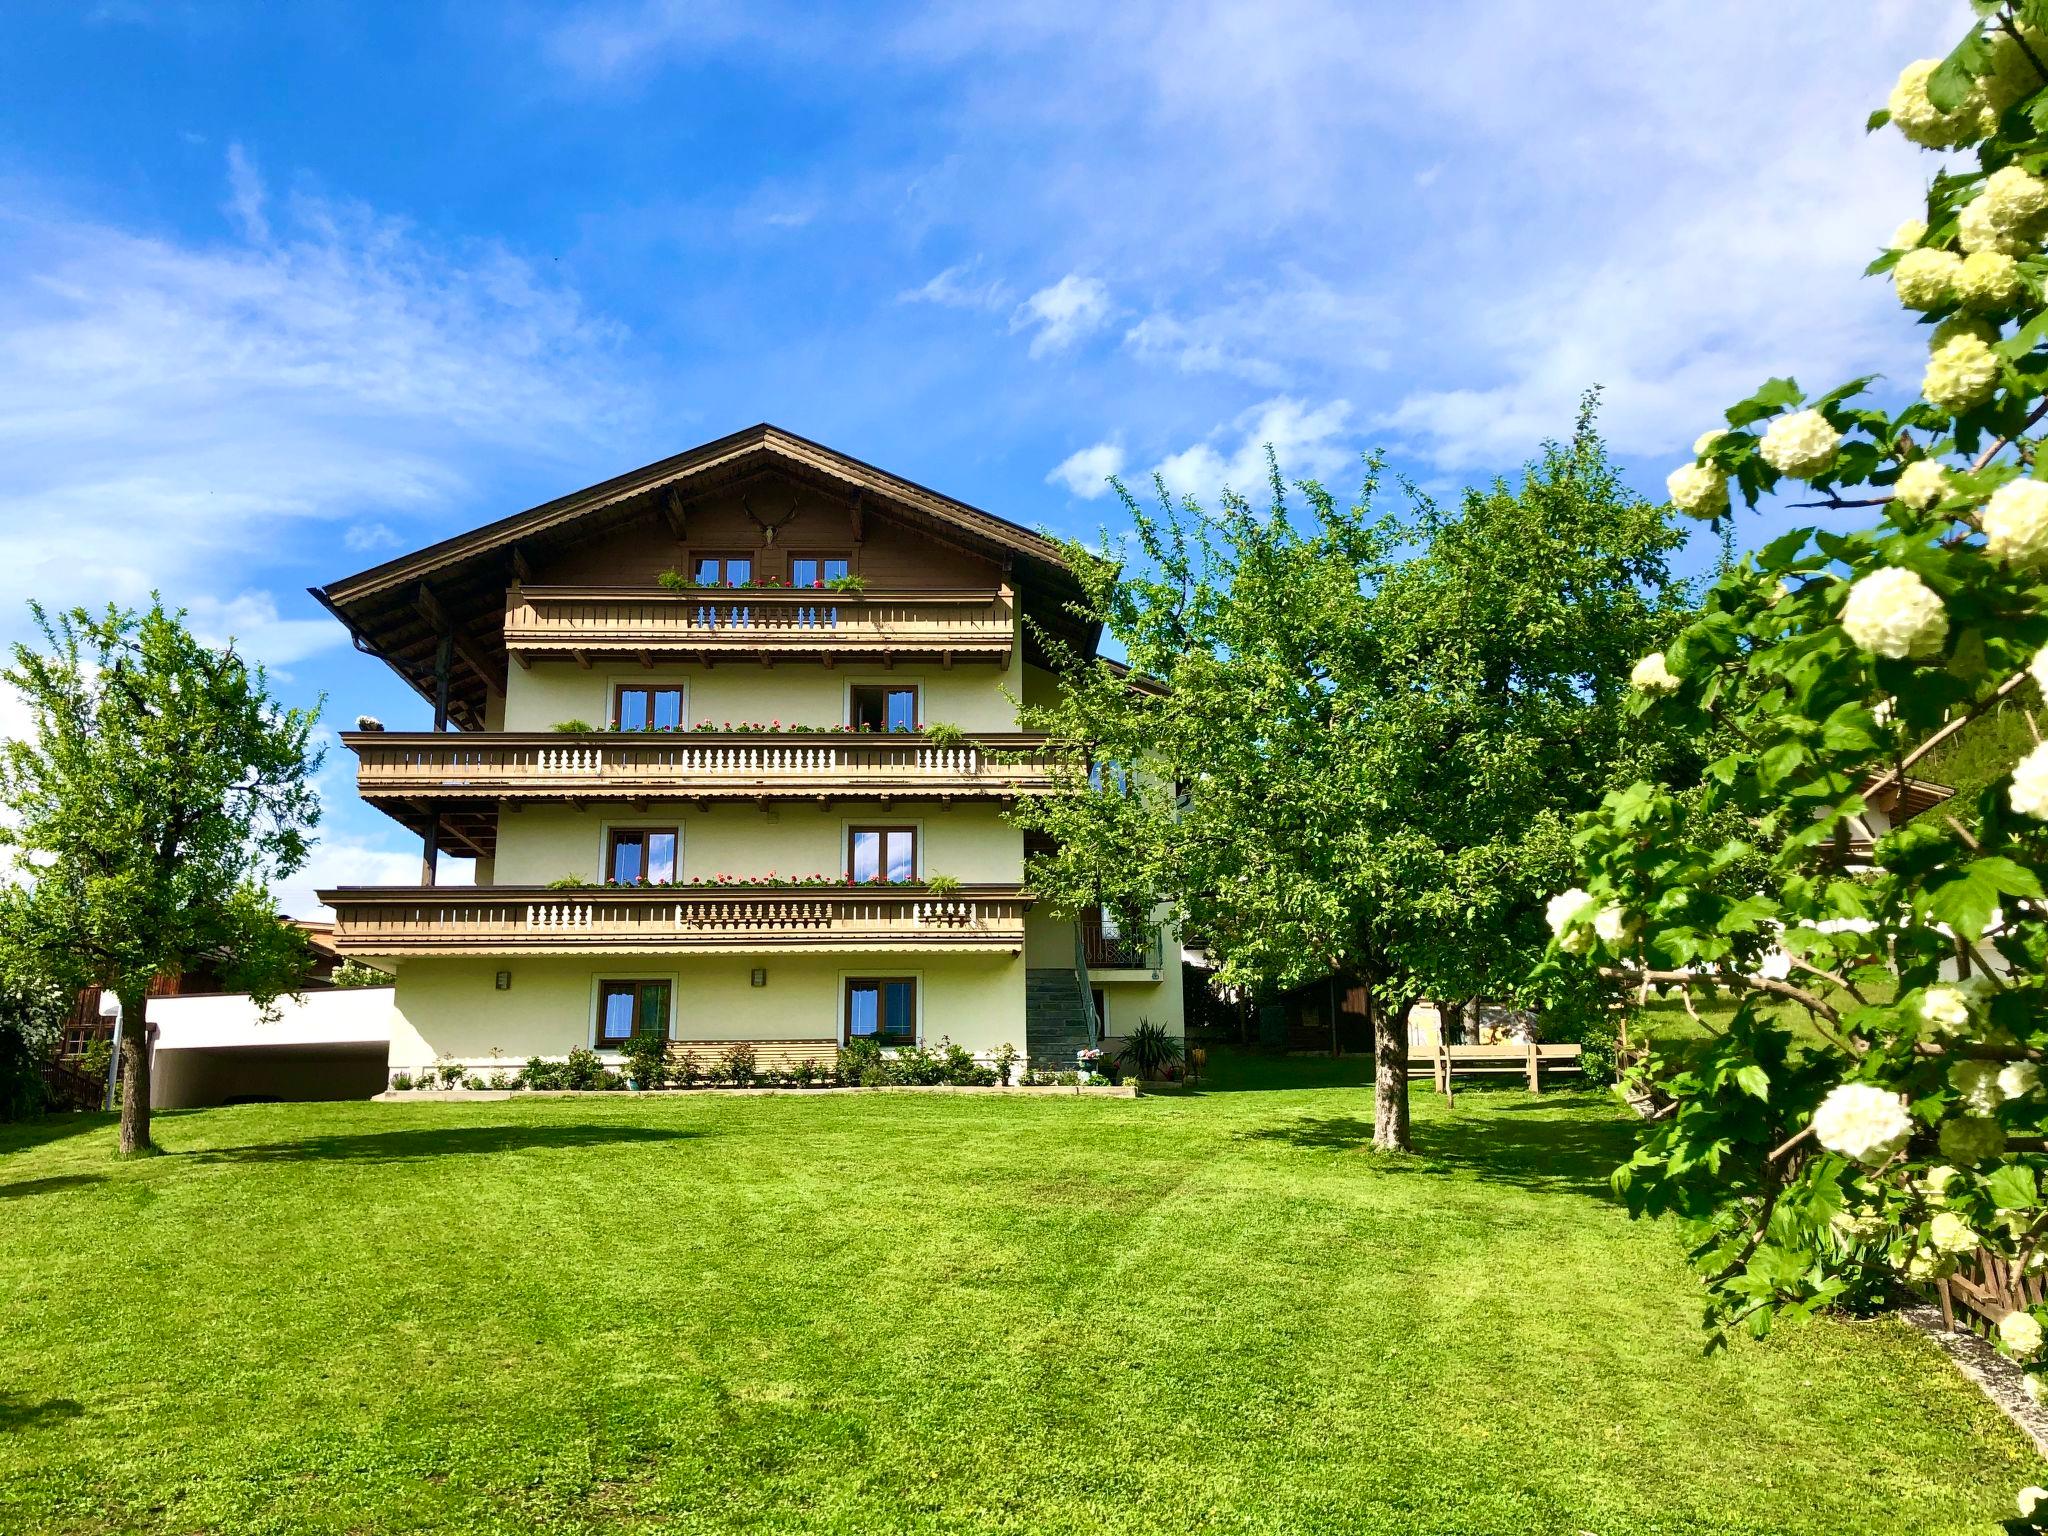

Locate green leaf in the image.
[1734,1064,1771,1101]
[1988,1163,2040,1211]
[1725,377,1806,428]
[1925,857,2043,940]
[1865,107,1892,133]
[1926,31,1991,113]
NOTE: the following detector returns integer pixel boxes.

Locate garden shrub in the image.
[389,1072,413,1092]
[621,1030,669,1089]
[563,1048,604,1091]
[717,1043,757,1086]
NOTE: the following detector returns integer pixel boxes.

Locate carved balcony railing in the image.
[318,884,1032,956]
[1081,910,1165,972]
[344,731,1063,805]
[502,583,1015,666]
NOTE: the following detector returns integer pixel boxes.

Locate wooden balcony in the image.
[502,583,1015,667]
[1081,915,1165,974]
[319,884,1032,956]
[344,731,1062,808]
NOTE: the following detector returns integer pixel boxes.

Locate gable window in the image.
[606,826,678,886]
[692,552,753,586]
[790,552,851,588]
[597,979,671,1047]
[848,825,916,884]
[849,684,918,733]
[613,684,684,732]
[845,977,916,1045]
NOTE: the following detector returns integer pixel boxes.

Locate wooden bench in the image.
[1407,1041,1583,1102]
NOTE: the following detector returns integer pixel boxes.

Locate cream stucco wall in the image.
[503,659,1025,733]
[386,951,1027,1070]
[493,801,1024,886]
[1024,903,1186,1042]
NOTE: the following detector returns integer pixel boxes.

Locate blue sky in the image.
[0,0,1963,913]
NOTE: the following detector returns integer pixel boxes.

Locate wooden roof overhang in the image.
[311,424,1099,729]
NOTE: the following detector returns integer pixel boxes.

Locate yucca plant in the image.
[1116,1019,1184,1081]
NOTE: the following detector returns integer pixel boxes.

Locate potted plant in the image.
[1077,1046,1106,1081]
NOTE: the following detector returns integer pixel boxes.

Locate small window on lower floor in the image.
[845,977,916,1045]
[597,979,671,1046]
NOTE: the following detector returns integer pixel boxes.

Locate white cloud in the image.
[1123,270,1392,386]
[1047,440,1126,500]
[899,258,1012,312]
[223,142,269,244]
[343,521,404,554]
[542,0,783,83]
[0,151,633,672]
[186,590,344,668]
[272,835,457,922]
[1151,396,1355,501]
[1011,273,1111,357]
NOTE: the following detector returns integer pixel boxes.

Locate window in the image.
[691,552,753,586]
[848,825,916,884]
[849,684,918,732]
[606,826,678,886]
[612,684,683,731]
[845,977,916,1044]
[789,552,851,588]
[597,979,671,1046]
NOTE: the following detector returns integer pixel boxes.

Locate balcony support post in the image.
[420,630,454,886]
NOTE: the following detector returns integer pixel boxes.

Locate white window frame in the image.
[837,968,924,1048]
[588,970,680,1052]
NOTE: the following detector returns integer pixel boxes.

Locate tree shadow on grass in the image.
[0,1172,105,1200]
[0,1392,84,1431]
[0,1111,117,1159]
[180,1123,705,1166]
[1241,1106,1631,1200]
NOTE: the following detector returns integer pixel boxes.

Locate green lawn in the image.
[0,1052,2033,1534]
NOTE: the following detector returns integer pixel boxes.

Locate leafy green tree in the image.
[0,600,322,1153]
[1550,16,2048,1484]
[1012,403,1694,1149]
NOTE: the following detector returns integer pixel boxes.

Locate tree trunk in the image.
[1372,994,1411,1152]
[116,987,153,1155]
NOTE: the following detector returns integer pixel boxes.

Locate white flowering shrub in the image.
[1556,10,2048,1474]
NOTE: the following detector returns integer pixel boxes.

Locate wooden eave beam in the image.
[415,582,507,695]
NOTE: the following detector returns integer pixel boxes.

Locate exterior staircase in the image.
[1025,968,1094,1073]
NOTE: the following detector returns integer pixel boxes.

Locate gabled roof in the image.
[312,424,1094,727]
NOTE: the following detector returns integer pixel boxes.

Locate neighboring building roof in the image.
[311,424,1096,727]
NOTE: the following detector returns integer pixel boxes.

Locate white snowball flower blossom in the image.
[1665,462,1728,519]
[1888,59,1988,149]
[2001,1061,2042,1100]
[1957,250,2024,312]
[1981,163,2048,230]
[1960,193,2031,256]
[1758,410,1843,479]
[1839,567,1948,660]
[1629,651,1680,694]
[1893,247,1961,309]
[1693,428,1728,456]
[1918,1164,1962,1200]
[1891,217,1928,250]
[1924,332,2000,413]
[1939,1115,2008,1164]
[1591,905,1631,949]
[1545,889,1597,954]
[1932,312,1999,349]
[1949,1058,2006,1115]
[2002,1310,2046,1361]
[1811,1082,1913,1164]
[1920,984,1972,1032]
[2031,643,2048,697]
[1907,1249,1957,1283]
[2027,1376,2048,1406]
[1756,949,1793,982]
[1929,1210,1982,1255]
[1984,478,2048,568]
[2013,741,2048,820]
[1892,459,1949,510]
